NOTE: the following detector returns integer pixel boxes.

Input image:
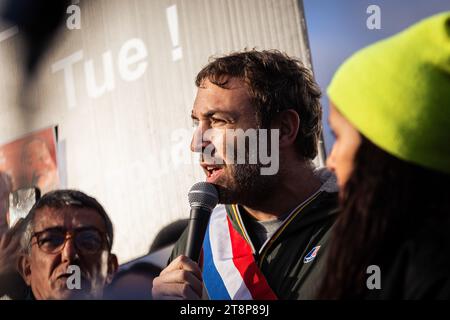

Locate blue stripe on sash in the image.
[202,224,231,300]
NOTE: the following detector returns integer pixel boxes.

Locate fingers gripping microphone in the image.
[185,182,219,263]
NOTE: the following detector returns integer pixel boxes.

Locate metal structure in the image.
[0,0,323,263]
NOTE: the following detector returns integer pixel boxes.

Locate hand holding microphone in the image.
[152,182,218,300]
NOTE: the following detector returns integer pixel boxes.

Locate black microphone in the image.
[185,182,219,263]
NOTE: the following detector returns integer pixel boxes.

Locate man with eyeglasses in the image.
[17,190,118,300]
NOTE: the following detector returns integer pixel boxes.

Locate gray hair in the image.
[20,189,114,255]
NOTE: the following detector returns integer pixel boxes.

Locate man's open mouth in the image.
[201,163,225,183]
[57,273,74,280]
[56,270,87,281]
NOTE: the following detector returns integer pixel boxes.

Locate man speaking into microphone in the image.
[152,50,338,300]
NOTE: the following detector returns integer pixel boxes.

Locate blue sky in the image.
[303,0,450,154]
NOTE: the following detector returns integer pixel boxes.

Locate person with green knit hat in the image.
[317,12,450,299]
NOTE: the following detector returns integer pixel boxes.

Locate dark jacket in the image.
[365,217,450,300]
[169,190,338,300]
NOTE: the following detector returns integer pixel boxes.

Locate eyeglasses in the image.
[31,227,110,255]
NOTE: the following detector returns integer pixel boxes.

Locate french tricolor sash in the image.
[202,204,277,300]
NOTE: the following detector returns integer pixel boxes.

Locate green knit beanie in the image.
[328,12,450,174]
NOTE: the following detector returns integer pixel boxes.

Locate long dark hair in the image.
[318,136,450,299]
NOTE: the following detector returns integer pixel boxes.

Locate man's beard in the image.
[214,163,278,207]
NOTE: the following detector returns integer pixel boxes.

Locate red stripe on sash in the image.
[226,216,277,300]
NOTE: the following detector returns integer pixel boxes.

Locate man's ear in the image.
[272,109,300,149]
[17,254,32,286]
[106,253,118,284]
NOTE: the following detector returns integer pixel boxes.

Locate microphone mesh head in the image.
[188,182,219,210]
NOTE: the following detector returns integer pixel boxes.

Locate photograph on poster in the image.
[0,127,59,227]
